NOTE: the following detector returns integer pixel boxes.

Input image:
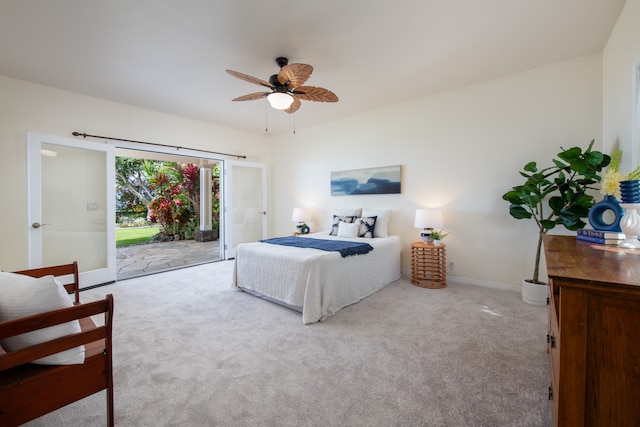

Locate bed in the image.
[232,231,401,324]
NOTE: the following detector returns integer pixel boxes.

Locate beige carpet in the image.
[26,260,551,426]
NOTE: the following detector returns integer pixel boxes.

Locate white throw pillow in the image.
[362,208,392,237]
[0,272,85,365]
[337,221,359,238]
[329,215,357,236]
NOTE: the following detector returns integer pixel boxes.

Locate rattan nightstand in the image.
[411,242,446,288]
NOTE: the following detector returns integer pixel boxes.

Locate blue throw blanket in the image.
[260,236,374,257]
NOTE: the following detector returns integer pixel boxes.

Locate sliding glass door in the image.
[27,132,116,286]
[223,161,267,259]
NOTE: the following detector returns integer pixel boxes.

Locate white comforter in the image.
[232,233,401,324]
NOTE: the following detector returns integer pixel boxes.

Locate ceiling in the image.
[0,1,627,135]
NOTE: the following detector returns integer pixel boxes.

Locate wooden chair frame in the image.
[0,262,114,426]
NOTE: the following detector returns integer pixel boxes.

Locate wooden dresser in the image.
[543,235,640,426]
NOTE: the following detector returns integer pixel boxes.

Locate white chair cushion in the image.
[0,272,85,365]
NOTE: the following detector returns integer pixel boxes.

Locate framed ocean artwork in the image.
[331,165,401,196]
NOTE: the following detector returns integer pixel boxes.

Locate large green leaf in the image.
[569,157,589,173]
[541,183,559,198]
[553,172,566,188]
[585,151,604,166]
[502,190,524,204]
[540,220,556,230]
[565,204,591,217]
[548,196,565,215]
[524,186,539,195]
[574,195,594,207]
[552,159,567,169]
[558,146,582,162]
[561,215,586,230]
[520,194,541,207]
[509,205,531,219]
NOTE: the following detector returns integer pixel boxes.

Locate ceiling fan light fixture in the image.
[227,57,337,114]
[267,92,294,110]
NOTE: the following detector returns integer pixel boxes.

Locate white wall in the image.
[0,75,270,270]
[603,0,640,172]
[1,46,620,288]
[271,54,603,287]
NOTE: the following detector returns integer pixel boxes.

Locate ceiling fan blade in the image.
[285,97,302,114]
[292,86,338,103]
[226,69,273,88]
[231,92,270,101]
[278,63,313,88]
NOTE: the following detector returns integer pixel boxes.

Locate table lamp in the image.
[292,208,310,234]
[414,209,443,243]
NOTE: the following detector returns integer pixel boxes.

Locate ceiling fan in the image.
[226,57,338,114]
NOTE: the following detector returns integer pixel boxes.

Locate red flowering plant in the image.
[147,166,193,238]
[211,163,221,232]
[180,163,201,219]
[146,162,220,240]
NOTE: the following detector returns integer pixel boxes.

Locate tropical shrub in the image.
[117,157,221,240]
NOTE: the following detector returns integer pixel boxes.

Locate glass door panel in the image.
[28,132,115,287]
[224,162,266,258]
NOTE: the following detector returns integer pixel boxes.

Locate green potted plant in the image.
[430,230,449,246]
[502,140,610,304]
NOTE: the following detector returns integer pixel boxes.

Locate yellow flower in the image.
[601,168,622,198]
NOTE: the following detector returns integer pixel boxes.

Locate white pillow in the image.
[0,272,85,365]
[333,208,362,217]
[337,221,359,238]
[329,214,357,236]
[362,208,392,237]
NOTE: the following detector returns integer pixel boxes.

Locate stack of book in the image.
[576,229,625,245]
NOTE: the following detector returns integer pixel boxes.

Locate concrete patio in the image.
[116,239,221,280]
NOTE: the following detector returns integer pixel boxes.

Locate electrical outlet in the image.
[448,262,454,274]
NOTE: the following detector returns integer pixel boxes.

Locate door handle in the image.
[31,222,49,229]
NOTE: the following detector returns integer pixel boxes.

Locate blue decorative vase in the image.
[588,195,623,232]
[619,180,640,203]
[296,223,310,234]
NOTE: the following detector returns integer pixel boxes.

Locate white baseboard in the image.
[400,268,520,292]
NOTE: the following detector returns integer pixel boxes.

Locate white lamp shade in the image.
[292,207,306,223]
[414,209,444,229]
[267,92,294,110]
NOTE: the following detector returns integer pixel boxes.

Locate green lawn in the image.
[116,226,160,247]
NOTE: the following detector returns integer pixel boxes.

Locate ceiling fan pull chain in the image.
[293,114,296,135]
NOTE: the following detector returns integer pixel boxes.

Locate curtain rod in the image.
[71,131,247,159]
